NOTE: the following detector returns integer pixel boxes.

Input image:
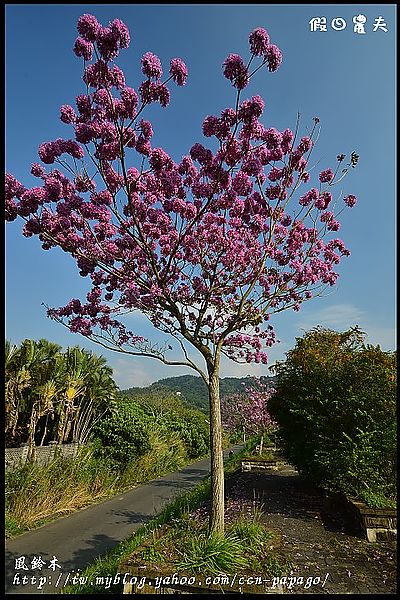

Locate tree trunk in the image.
[259,433,264,456]
[63,417,73,443]
[208,360,224,536]
[27,409,37,462]
[40,414,49,446]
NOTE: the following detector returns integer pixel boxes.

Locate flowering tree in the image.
[5,14,358,534]
[221,380,276,453]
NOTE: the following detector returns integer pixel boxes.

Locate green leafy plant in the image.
[140,546,164,562]
[269,327,397,507]
[176,531,249,575]
[230,516,270,553]
[264,555,291,577]
[92,401,152,466]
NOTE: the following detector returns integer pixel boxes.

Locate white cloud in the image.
[297,303,365,331]
[110,356,155,389]
[296,303,396,350]
[109,353,200,389]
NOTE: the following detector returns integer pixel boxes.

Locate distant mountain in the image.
[121,374,276,413]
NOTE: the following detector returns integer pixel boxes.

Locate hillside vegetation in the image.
[122,374,277,413]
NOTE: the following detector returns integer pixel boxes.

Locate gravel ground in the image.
[226,465,397,595]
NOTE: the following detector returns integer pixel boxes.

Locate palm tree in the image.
[5,340,31,444]
[72,354,117,444]
[5,339,117,452]
[22,339,62,459]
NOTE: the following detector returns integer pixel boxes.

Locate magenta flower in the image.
[77,14,100,42]
[83,61,114,88]
[73,37,93,61]
[38,141,62,164]
[134,137,151,156]
[238,95,265,122]
[63,140,85,160]
[110,18,130,48]
[169,58,188,86]
[298,136,313,153]
[5,174,25,200]
[44,177,63,201]
[112,65,126,89]
[249,27,270,56]
[319,168,334,183]
[76,94,91,116]
[141,52,163,79]
[120,87,138,118]
[232,171,253,196]
[268,167,284,182]
[190,143,212,165]
[299,188,319,206]
[243,157,263,177]
[281,128,294,153]
[96,26,120,62]
[223,54,249,89]
[92,190,113,206]
[262,127,282,149]
[320,211,334,223]
[344,194,357,207]
[156,84,171,108]
[315,192,332,210]
[139,80,159,104]
[139,119,153,140]
[202,115,219,137]
[265,44,282,71]
[60,105,77,125]
[30,163,46,178]
[327,220,340,231]
[266,185,282,200]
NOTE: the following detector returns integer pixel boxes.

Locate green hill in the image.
[121,374,276,413]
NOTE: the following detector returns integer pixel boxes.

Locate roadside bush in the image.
[92,400,152,466]
[161,408,210,458]
[269,327,396,507]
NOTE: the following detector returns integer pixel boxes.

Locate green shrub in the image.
[92,401,152,466]
[117,426,188,488]
[269,327,396,507]
[230,518,269,553]
[160,409,210,458]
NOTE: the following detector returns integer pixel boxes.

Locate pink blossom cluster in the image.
[221,380,276,435]
[223,27,282,91]
[5,16,358,365]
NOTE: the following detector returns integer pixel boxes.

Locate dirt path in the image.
[227,465,396,594]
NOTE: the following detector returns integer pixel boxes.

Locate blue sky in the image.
[5,4,396,388]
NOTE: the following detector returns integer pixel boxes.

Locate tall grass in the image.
[6,428,198,538]
[5,447,119,534]
[176,531,249,575]
[116,427,188,489]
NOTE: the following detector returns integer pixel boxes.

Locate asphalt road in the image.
[5,445,243,595]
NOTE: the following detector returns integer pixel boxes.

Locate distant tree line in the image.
[122,374,277,413]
